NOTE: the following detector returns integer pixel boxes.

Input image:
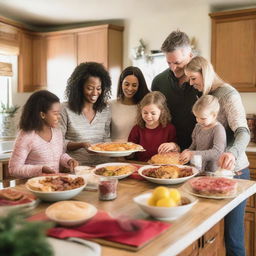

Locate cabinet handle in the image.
[205,237,216,244]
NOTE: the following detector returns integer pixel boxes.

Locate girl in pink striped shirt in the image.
[9,90,78,178]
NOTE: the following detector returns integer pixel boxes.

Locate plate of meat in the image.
[138,165,199,184]
[88,142,145,157]
[0,188,38,212]
[182,176,239,199]
[26,175,86,202]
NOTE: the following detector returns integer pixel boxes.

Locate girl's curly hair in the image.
[19,90,59,131]
[137,91,171,128]
[65,62,111,113]
[116,66,149,104]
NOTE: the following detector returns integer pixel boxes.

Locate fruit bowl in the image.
[133,192,198,220]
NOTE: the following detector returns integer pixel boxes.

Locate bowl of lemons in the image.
[133,186,198,220]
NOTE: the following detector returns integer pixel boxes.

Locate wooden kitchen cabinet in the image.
[18,32,46,92]
[77,24,123,68]
[45,33,77,96]
[45,24,123,97]
[178,220,225,256]
[0,21,20,56]
[245,152,256,256]
[1,18,123,94]
[77,24,123,94]
[210,8,256,92]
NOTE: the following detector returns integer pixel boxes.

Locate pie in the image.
[149,152,185,165]
[142,165,193,179]
[46,201,96,221]
[90,142,143,152]
[189,177,238,197]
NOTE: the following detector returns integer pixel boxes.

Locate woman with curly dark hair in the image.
[110,66,149,142]
[128,91,179,162]
[60,62,112,163]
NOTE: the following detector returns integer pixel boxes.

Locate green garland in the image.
[0,209,54,256]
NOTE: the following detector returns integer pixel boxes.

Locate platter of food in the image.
[182,176,239,199]
[138,165,199,184]
[26,175,86,202]
[94,162,137,179]
[148,152,186,165]
[0,188,38,211]
[88,142,144,157]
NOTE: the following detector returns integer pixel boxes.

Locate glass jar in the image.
[98,177,118,201]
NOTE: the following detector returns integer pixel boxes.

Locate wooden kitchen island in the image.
[10,175,256,256]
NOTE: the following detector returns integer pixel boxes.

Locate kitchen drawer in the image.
[247,152,256,169]
[247,194,256,208]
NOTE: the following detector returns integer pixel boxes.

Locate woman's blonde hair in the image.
[185,56,224,95]
[137,91,171,128]
[192,95,220,116]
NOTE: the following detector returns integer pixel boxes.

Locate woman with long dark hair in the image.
[110,66,149,141]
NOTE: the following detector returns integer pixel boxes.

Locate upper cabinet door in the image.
[46,33,77,100]
[210,8,256,92]
[77,27,108,68]
[18,32,46,92]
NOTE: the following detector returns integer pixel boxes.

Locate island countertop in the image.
[12,175,256,256]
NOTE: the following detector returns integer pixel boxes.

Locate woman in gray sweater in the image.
[184,56,250,256]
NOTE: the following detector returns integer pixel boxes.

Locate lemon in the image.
[169,188,181,203]
[147,196,156,206]
[156,197,177,207]
[152,186,170,201]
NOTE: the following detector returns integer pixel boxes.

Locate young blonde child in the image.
[9,90,78,178]
[180,95,226,173]
[128,91,179,162]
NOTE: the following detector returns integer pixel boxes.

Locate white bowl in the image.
[138,165,199,184]
[26,175,86,202]
[45,201,97,226]
[133,192,198,220]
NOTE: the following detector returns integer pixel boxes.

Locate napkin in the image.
[129,164,146,180]
[29,211,171,248]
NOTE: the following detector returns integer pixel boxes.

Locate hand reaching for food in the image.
[218,152,235,170]
[180,150,194,164]
[67,159,79,173]
[158,142,179,153]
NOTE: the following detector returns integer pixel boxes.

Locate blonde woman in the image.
[184,56,250,256]
[180,95,226,173]
[128,91,179,162]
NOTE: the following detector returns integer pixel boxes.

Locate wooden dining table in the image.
[5,169,256,256]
